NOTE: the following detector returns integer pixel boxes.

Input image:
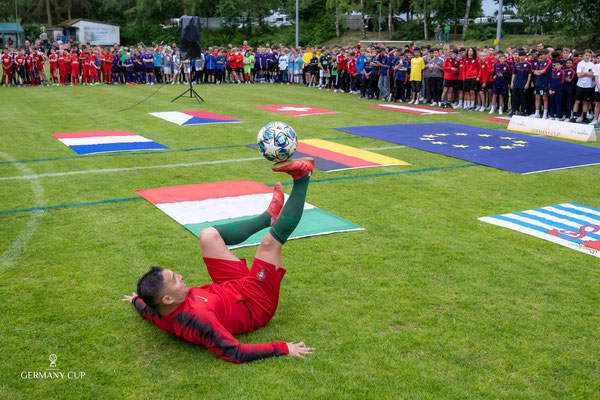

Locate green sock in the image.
[270,174,310,244]
[213,212,271,245]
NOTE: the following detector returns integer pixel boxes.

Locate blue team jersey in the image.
[378,55,390,76]
[356,55,367,74]
[534,60,551,88]
[549,70,564,92]
[562,68,575,93]
[512,62,532,89]
[205,54,216,69]
[216,56,225,69]
[124,58,133,71]
[493,63,510,86]
[370,56,378,75]
[394,59,407,81]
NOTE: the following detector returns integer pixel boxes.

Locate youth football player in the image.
[122,158,316,363]
[489,52,510,115]
[409,49,425,104]
[548,60,565,120]
[532,49,551,118]
[509,50,532,117]
[1,48,12,87]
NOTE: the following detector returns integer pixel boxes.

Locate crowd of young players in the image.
[2,39,600,124]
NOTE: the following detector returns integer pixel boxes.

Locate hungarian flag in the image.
[136,180,363,249]
[51,131,169,155]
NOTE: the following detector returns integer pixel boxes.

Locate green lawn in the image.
[0,83,599,399]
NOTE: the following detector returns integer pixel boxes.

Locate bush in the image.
[394,20,425,41]
[464,24,496,41]
[23,24,44,41]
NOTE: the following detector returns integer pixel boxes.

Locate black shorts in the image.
[236,67,243,73]
[411,81,422,92]
[443,79,456,88]
[595,92,600,102]
[476,82,483,92]
[463,78,477,91]
[534,86,547,95]
[457,79,464,91]
[575,86,594,102]
[146,67,153,73]
[207,69,215,76]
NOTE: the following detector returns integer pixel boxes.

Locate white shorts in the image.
[184,65,191,73]
[163,67,171,74]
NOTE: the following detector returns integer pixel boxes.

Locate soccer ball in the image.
[256,121,298,162]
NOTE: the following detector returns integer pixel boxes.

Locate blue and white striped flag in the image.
[479,203,600,258]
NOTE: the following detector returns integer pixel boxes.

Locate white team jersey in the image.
[576,60,595,88]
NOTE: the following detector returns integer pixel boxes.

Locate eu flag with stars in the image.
[334,123,600,174]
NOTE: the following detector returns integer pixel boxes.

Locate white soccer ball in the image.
[257,121,298,162]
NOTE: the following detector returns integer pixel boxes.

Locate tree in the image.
[461,0,471,38]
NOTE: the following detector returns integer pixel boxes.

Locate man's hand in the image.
[286,342,315,358]
[121,292,137,303]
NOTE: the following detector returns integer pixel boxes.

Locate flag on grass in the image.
[149,111,243,126]
[368,104,459,115]
[334,122,600,174]
[253,105,339,116]
[247,139,408,172]
[136,180,363,249]
[479,203,600,258]
[51,131,169,155]
[482,116,511,123]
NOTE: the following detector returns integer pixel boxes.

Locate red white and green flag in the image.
[136,180,363,249]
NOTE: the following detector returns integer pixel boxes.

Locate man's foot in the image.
[266,182,284,224]
[272,157,314,181]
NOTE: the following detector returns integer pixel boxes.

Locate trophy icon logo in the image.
[49,354,57,369]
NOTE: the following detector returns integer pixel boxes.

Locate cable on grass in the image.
[118,82,167,112]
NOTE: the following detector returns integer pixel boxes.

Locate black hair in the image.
[551,51,560,59]
[137,266,165,308]
[459,47,466,53]
[554,59,563,65]
[451,49,459,54]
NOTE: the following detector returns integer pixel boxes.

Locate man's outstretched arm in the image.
[121,294,314,363]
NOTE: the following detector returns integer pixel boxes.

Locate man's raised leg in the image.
[255,157,314,269]
[200,182,284,260]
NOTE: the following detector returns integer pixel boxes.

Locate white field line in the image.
[0,146,405,181]
[0,157,264,181]
[0,152,46,270]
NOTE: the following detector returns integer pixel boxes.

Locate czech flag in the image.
[136,180,364,249]
[51,131,169,155]
[149,111,244,126]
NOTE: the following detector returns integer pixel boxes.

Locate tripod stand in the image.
[171,79,204,104]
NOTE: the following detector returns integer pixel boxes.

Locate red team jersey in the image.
[14,54,24,67]
[443,57,459,80]
[458,58,466,80]
[132,257,289,363]
[463,58,481,79]
[1,53,12,70]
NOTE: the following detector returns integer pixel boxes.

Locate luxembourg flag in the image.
[51,131,169,155]
[136,180,364,249]
[149,110,244,126]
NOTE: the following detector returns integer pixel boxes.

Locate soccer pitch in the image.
[1,83,599,399]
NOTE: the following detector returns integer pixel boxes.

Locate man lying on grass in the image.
[122,158,315,363]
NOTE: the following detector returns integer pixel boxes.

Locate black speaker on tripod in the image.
[172,15,204,104]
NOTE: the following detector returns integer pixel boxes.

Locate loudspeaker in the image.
[180,15,202,60]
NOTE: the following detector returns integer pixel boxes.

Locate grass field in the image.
[1,82,599,400]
